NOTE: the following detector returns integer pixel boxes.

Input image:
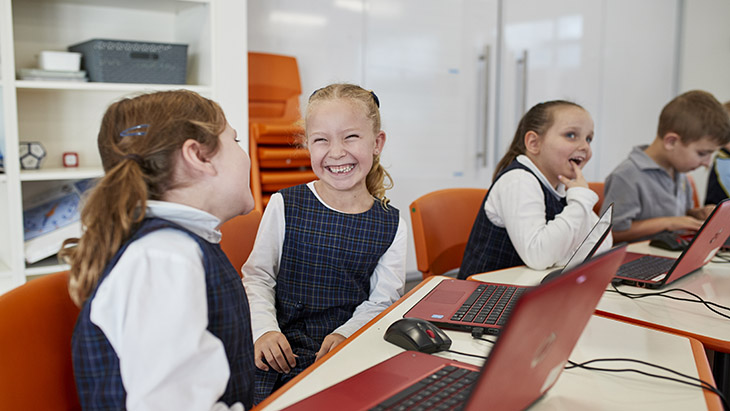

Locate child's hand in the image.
[254,331,298,373]
[687,205,715,221]
[558,161,589,190]
[315,333,346,361]
[664,216,704,232]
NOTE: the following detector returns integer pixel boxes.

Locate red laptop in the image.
[614,198,730,289]
[404,203,613,336]
[282,246,627,411]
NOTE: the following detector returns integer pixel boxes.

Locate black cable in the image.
[445,349,488,360]
[566,357,728,410]
[608,283,730,320]
[713,252,730,263]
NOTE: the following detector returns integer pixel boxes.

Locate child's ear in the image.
[524,130,541,155]
[662,132,681,151]
[373,130,386,155]
[180,139,215,175]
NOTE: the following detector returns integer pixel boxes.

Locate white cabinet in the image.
[0,0,246,294]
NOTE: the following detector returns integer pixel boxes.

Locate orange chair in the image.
[588,182,605,214]
[0,271,81,410]
[220,209,263,276]
[248,52,313,211]
[410,188,488,279]
[248,52,302,124]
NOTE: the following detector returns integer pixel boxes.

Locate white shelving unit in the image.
[0,0,247,294]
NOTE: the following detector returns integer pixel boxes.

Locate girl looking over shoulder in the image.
[61,90,256,410]
[242,83,407,404]
[459,100,611,279]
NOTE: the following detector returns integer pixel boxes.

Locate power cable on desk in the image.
[444,332,496,360]
[608,283,730,320]
[565,357,728,410]
[713,252,730,263]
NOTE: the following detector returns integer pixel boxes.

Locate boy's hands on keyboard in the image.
[254,331,298,373]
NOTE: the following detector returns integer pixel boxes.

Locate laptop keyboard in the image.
[616,255,675,280]
[370,365,479,411]
[450,284,526,325]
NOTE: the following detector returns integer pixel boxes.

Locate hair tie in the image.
[120,124,150,137]
[369,90,380,108]
[123,154,143,164]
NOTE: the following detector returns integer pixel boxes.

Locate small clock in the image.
[63,152,79,168]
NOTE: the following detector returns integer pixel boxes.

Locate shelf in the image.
[20,166,103,181]
[25,254,69,276]
[16,80,211,94]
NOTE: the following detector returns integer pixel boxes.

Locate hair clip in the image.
[309,88,322,101]
[369,90,380,108]
[120,124,150,137]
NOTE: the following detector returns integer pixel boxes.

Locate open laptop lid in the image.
[464,245,627,410]
[541,203,613,283]
[617,198,730,288]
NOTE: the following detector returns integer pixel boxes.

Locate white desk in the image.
[470,242,730,353]
[253,276,720,411]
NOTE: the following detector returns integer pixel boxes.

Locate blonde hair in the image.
[59,90,227,306]
[494,100,584,180]
[301,83,393,207]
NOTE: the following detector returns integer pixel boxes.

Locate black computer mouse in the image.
[649,231,689,251]
[384,318,452,354]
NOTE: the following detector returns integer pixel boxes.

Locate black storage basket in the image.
[68,39,188,84]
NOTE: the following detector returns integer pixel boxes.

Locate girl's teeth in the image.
[329,165,354,174]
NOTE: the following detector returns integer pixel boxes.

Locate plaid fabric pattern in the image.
[254,184,400,403]
[72,218,255,410]
[458,161,566,279]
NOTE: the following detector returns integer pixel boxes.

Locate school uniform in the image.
[72,201,255,411]
[242,182,407,404]
[459,155,607,279]
[705,147,730,205]
[603,145,693,233]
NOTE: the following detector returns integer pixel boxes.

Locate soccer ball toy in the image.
[19,141,46,170]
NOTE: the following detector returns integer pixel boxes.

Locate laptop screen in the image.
[563,203,613,272]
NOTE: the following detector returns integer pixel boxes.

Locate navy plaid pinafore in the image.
[72,218,256,410]
[458,161,566,279]
[254,184,399,403]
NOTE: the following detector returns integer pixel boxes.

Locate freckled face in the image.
[305,99,384,196]
[531,106,594,187]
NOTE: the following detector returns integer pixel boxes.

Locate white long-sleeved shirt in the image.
[89,200,245,411]
[484,155,613,270]
[242,182,407,342]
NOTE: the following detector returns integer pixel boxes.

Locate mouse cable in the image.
[445,349,488,360]
[608,283,730,320]
[565,357,728,410]
[713,252,730,263]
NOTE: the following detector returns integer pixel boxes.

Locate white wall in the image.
[680,0,730,204]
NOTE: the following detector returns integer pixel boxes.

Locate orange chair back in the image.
[588,182,605,214]
[248,52,302,123]
[410,188,488,279]
[0,271,81,410]
[687,174,700,208]
[220,209,263,276]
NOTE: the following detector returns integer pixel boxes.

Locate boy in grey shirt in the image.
[602,90,730,243]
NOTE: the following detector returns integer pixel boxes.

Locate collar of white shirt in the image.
[145,200,222,243]
[516,155,566,199]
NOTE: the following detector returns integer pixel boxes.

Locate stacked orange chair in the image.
[248,52,314,211]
